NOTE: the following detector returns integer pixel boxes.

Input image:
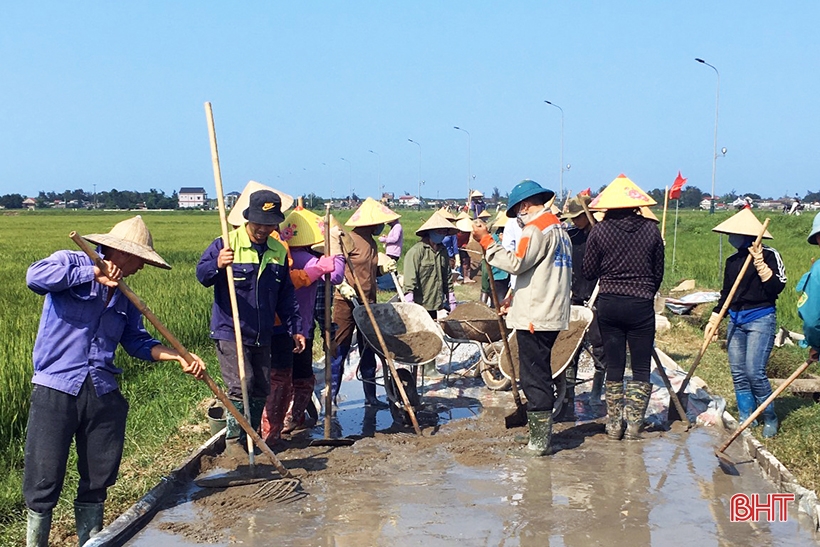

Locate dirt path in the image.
[125,368,818,546]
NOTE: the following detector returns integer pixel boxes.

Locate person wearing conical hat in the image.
[267,207,346,436]
[707,208,785,438]
[402,212,459,316]
[469,190,486,218]
[24,216,206,545]
[477,209,492,220]
[455,215,477,283]
[559,195,606,417]
[438,206,457,222]
[379,217,403,262]
[582,175,664,441]
[331,198,401,407]
[472,179,572,456]
[197,190,303,451]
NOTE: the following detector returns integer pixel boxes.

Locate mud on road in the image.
[126,373,818,547]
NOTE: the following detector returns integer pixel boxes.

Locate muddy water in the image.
[125,372,818,547]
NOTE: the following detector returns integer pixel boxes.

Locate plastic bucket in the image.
[207,405,227,436]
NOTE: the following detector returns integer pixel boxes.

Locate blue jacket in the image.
[797,259,820,350]
[197,226,301,346]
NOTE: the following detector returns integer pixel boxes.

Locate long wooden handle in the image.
[652,348,690,429]
[323,205,333,439]
[485,250,523,407]
[578,193,596,226]
[69,232,292,479]
[678,218,771,394]
[205,102,255,465]
[718,359,811,454]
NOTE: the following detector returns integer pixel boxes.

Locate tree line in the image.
[0,189,179,210]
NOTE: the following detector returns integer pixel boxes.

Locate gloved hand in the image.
[403,292,414,303]
[338,281,357,302]
[378,258,397,276]
[448,291,457,311]
[330,226,345,257]
[379,236,387,243]
[749,241,773,282]
[303,256,337,283]
[704,312,721,342]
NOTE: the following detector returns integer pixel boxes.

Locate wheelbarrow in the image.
[497,305,594,420]
[438,301,511,391]
[352,301,444,426]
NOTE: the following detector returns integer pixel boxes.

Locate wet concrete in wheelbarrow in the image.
[125,372,819,546]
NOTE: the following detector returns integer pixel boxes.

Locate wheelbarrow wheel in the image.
[480,341,512,391]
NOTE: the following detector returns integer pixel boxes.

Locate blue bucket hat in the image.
[808,212,820,245]
[505,180,555,218]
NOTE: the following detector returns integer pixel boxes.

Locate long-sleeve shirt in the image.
[713,245,786,314]
[197,226,301,346]
[502,219,522,290]
[341,227,379,303]
[26,249,160,396]
[797,260,820,349]
[583,214,664,300]
[567,225,597,305]
[403,241,454,311]
[442,235,459,258]
[291,248,345,338]
[379,222,403,258]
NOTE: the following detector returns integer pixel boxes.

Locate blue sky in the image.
[1,2,817,201]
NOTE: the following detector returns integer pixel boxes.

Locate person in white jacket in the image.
[472,180,571,456]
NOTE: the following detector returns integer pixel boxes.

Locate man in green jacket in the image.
[403,211,458,316]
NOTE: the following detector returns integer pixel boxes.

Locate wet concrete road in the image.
[125,369,819,546]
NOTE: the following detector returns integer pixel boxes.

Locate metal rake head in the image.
[250,477,302,503]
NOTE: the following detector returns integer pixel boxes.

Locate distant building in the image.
[398,195,420,207]
[225,191,240,209]
[178,187,208,209]
[23,197,36,210]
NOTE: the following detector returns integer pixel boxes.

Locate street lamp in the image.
[453,126,471,200]
[340,157,352,203]
[368,149,381,198]
[544,100,565,200]
[408,139,422,210]
[696,58,720,214]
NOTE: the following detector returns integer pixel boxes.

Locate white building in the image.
[178,187,208,209]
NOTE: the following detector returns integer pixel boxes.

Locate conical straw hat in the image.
[416,211,459,236]
[639,207,659,223]
[477,210,492,219]
[589,174,656,210]
[280,207,325,248]
[470,190,484,198]
[455,217,473,233]
[456,210,472,220]
[712,208,773,239]
[345,197,400,227]
[227,181,294,226]
[491,210,508,229]
[85,215,171,270]
[437,206,457,222]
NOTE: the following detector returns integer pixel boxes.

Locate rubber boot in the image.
[757,395,778,438]
[225,399,244,440]
[261,368,292,445]
[735,390,757,426]
[74,502,103,546]
[283,375,316,433]
[605,381,625,440]
[556,363,577,422]
[330,344,349,400]
[523,411,552,456]
[26,508,51,547]
[623,381,652,441]
[589,370,605,409]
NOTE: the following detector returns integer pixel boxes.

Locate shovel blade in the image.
[309,437,356,447]
[504,406,528,429]
[715,450,740,476]
[667,391,688,422]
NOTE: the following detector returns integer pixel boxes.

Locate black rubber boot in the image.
[26,508,51,547]
[75,502,103,546]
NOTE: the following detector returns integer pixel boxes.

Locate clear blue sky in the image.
[1,2,817,201]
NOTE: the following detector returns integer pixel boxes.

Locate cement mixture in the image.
[125,360,819,547]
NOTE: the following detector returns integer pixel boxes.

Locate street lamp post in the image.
[340,157,352,203]
[453,126,471,199]
[544,100,565,200]
[368,149,381,198]
[696,58,720,214]
[408,139,422,210]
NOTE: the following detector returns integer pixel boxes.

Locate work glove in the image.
[749,241,773,282]
[704,312,721,343]
[338,281,357,302]
[304,256,337,283]
[448,291,457,311]
[403,292,414,303]
[378,258,397,276]
[330,226,345,257]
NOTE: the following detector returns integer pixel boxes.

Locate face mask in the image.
[728,234,754,249]
[372,224,385,236]
[429,232,445,245]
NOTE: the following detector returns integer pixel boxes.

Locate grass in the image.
[2,207,820,544]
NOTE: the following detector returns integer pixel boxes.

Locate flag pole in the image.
[672,197,680,271]
[661,185,669,243]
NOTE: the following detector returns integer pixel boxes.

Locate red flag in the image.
[579,188,591,196]
[670,171,687,200]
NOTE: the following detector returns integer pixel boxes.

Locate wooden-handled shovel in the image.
[69,232,293,480]
[668,218,771,423]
